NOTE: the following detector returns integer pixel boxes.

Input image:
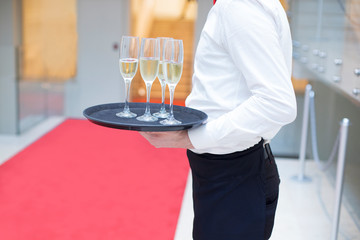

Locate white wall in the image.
[65,0,130,118]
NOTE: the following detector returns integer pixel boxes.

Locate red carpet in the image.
[0,119,189,240]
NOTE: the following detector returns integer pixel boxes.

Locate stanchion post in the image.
[330,118,350,240]
[294,84,313,182]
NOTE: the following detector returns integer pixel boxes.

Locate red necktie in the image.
[213,0,216,4]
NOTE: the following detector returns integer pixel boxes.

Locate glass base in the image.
[153,111,169,118]
[116,111,137,118]
[160,118,181,125]
[136,113,158,122]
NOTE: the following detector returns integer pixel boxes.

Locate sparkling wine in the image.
[119,58,138,79]
[164,62,183,85]
[140,57,159,83]
[158,61,165,82]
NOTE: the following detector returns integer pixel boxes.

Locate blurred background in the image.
[0,0,359,239]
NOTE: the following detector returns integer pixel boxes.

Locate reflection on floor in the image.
[0,117,359,240]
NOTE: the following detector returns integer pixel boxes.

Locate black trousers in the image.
[187,140,280,240]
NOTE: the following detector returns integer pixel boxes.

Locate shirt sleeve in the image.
[188,1,297,150]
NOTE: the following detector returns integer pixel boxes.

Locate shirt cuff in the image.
[188,122,217,150]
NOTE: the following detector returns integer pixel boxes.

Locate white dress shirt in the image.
[185,0,297,154]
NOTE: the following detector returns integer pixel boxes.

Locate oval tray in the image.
[83,102,208,132]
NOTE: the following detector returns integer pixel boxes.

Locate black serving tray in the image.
[83,102,208,132]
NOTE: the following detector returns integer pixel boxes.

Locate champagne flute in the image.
[160,39,183,125]
[136,38,160,122]
[153,37,172,118]
[116,36,139,118]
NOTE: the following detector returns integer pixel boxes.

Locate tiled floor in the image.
[1,117,359,240]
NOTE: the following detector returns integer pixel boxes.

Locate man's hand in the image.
[139,130,194,149]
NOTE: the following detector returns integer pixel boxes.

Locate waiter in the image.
[140,0,297,239]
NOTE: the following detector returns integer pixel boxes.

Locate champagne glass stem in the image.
[160,84,180,125]
[168,85,175,120]
[145,82,152,115]
[153,80,168,118]
[160,82,166,111]
[124,79,131,112]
